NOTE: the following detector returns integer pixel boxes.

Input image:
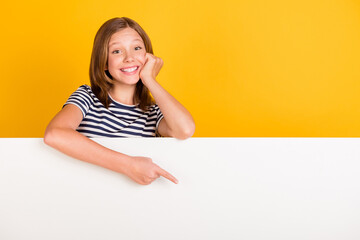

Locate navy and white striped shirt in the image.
[62,85,164,138]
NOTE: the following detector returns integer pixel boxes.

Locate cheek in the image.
[136,52,146,65]
[107,56,116,68]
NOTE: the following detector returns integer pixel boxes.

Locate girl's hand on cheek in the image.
[139,53,163,84]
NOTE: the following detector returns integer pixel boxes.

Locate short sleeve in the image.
[62,85,94,118]
[155,104,164,137]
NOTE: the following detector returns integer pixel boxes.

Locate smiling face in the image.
[106,27,146,86]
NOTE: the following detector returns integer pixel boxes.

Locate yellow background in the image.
[1,0,359,137]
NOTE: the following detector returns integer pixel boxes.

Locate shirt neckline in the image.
[108,93,139,107]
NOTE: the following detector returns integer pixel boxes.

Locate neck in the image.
[109,83,137,105]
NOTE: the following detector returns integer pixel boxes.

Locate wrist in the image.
[107,151,132,175]
[141,77,157,87]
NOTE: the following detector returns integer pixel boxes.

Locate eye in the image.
[135,46,142,50]
[112,50,121,54]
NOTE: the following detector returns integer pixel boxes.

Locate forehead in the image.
[109,28,144,46]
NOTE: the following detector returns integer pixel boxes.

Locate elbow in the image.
[43,127,61,147]
[185,122,196,138]
[175,122,195,140]
[43,127,55,146]
[44,126,78,149]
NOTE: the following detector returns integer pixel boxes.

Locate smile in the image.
[120,66,139,73]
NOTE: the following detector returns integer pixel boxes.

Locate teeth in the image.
[121,66,138,72]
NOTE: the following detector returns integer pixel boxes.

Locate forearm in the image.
[44,128,130,174]
[145,79,195,137]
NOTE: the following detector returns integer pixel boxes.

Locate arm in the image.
[141,53,196,139]
[44,104,178,185]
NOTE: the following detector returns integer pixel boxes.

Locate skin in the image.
[44,27,195,185]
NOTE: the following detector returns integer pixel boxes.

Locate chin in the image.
[116,76,141,85]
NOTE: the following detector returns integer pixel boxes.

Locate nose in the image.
[123,51,135,62]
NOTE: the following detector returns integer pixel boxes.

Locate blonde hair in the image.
[89,17,155,111]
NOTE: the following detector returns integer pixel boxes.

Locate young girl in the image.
[44,17,195,185]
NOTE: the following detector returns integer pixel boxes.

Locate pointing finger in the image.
[156,166,178,184]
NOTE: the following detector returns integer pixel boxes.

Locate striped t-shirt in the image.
[62,84,164,138]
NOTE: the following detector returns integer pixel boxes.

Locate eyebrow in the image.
[109,39,143,47]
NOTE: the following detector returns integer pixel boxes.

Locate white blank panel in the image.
[0,138,359,240]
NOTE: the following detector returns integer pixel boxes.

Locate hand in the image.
[124,156,178,185]
[139,53,164,85]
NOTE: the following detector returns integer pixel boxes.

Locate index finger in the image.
[156,166,179,184]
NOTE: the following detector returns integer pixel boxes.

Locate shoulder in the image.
[144,104,163,124]
[77,84,92,95]
[147,103,160,111]
[72,84,97,101]
[64,84,99,111]
[143,103,163,115]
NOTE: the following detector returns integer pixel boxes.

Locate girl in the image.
[44,17,195,185]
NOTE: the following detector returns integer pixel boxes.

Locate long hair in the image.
[89,17,155,111]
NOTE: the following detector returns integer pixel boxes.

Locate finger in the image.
[156,166,179,184]
[144,53,151,62]
[146,52,154,60]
